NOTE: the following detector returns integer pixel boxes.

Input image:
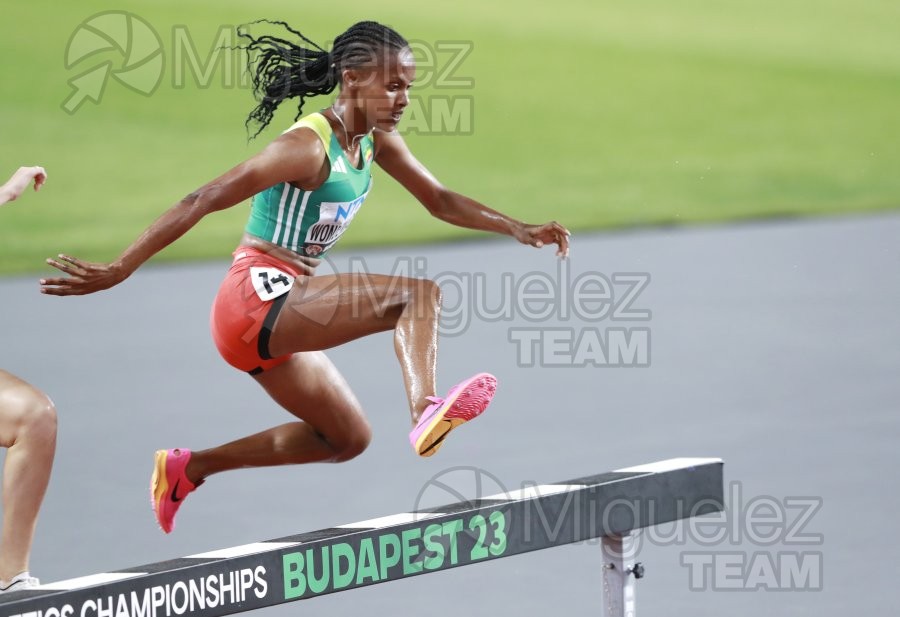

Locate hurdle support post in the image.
[600,533,639,617]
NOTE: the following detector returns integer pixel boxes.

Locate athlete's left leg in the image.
[150,352,371,533]
[184,351,372,482]
[0,371,57,583]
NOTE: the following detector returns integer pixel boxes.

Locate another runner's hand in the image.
[0,166,47,206]
[515,221,571,258]
[40,255,127,296]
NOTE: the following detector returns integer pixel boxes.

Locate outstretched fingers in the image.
[39,255,123,296]
[40,275,87,296]
[45,254,88,277]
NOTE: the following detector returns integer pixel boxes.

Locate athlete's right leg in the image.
[0,371,57,582]
[267,272,442,424]
[267,271,496,457]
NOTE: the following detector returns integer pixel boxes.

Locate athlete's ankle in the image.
[0,570,29,586]
[184,456,204,487]
[411,396,438,425]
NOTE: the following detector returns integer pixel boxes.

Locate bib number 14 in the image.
[250,267,295,301]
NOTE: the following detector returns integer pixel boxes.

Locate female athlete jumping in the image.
[40,21,569,533]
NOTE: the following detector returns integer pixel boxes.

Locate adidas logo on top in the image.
[331,158,348,173]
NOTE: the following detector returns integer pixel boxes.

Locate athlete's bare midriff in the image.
[240,232,321,276]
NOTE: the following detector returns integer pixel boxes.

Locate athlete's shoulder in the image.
[268,116,328,159]
[257,116,330,188]
[283,112,332,148]
[373,128,408,158]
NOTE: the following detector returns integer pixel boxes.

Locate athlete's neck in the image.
[328,103,370,151]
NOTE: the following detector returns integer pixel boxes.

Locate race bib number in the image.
[250,267,295,301]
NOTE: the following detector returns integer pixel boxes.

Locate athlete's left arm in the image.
[374,131,569,257]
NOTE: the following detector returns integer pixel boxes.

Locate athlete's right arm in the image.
[40,130,327,296]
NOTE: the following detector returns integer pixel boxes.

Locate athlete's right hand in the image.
[40,255,128,296]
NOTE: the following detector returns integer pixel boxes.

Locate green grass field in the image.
[1,0,898,274]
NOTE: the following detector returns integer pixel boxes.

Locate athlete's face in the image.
[346,47,416,133]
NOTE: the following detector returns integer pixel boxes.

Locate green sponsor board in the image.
[283,511,508,599]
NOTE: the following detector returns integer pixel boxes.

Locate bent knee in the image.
[28,395,58,440]
[418,278,442,307]
[0,385,57,445]
[331,423,372,463]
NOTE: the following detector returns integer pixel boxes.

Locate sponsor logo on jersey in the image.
[303,190,371,254]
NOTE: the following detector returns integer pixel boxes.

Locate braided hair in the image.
[239,20,409,139]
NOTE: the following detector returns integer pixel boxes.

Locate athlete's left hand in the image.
[40,255,128,296]
[515,221,570,258]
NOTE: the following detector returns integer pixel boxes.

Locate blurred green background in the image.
[2,0,898,274]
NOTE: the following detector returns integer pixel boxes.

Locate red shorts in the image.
[210,247,302,374]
